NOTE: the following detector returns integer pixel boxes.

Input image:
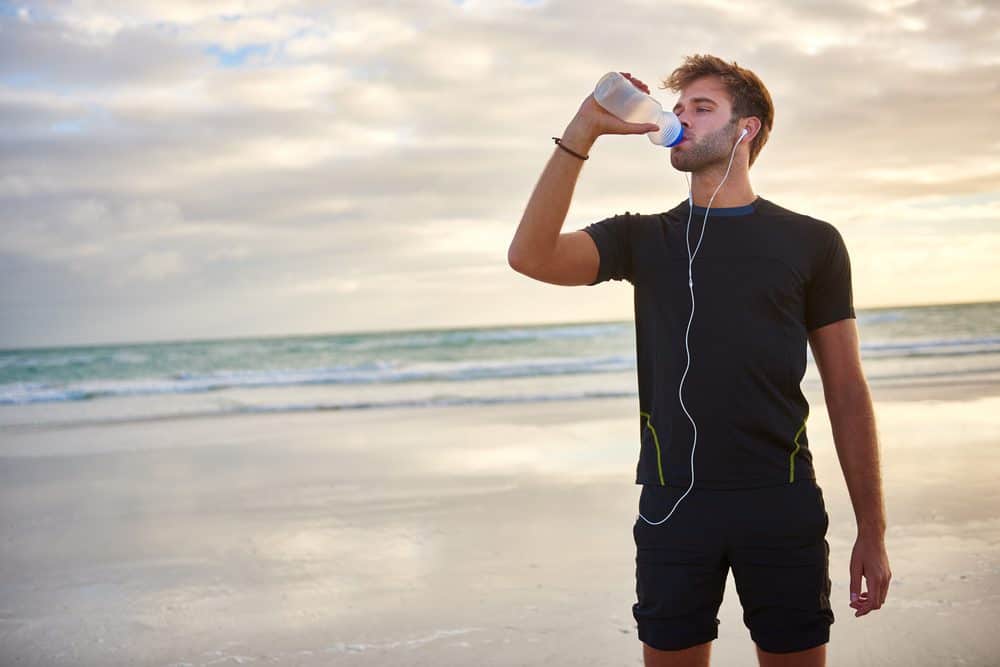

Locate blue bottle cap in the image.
[665,127,684,147]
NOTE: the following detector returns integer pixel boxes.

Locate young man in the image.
[507,54,891,667]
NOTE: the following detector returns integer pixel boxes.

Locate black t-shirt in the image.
[581,196,855,489]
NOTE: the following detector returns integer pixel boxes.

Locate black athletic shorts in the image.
[632,477,834,654]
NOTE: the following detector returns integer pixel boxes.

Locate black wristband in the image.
[552,136,589,160]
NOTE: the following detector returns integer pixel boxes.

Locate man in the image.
[507,54,891,667]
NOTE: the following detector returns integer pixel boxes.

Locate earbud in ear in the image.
[739,127,749,141]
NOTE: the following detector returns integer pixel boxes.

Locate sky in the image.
[1,0,998,349]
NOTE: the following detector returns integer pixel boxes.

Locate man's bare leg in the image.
[642,640,712,667]
[755,643,825,667]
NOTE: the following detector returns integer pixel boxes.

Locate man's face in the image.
[669,75,740,172]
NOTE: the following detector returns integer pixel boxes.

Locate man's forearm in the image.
[507,123,597,270]
[826,382,887,537]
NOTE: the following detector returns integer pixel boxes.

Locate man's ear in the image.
[742,117,762,141]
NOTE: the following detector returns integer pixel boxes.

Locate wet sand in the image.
[1,380,999,666]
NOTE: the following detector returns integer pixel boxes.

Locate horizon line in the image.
[2,297,998,353]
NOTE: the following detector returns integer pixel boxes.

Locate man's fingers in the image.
[868,569,890,610]
[850,536,892,615]
[619,72,650,93]
[851,579,891,616]
[849,563,862,605]
[869,579,882,610]
[853,591,873,617]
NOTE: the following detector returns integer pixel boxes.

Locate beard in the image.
[670,118,740,172]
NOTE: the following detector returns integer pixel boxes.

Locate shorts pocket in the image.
[634,485,698,545]
[804,480,829,534]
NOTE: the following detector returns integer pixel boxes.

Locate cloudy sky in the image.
[1,0,998,349]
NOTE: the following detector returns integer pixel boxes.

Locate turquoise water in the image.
[1,301,998,427]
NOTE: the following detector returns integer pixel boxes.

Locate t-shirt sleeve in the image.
[805,224,856,331]
[579,212,639,286]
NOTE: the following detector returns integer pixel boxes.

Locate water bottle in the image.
[593,71,684,147]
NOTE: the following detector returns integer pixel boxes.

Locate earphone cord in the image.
[637,130,745,526]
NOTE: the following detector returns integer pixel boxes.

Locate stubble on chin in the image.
[671,128,737,173]
[670,145,699,172]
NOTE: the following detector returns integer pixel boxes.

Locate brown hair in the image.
[661,54,774,167]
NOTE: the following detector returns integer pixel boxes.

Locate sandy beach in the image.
[2,380,1000,666]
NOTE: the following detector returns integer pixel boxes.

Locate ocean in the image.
[1,301,998,429]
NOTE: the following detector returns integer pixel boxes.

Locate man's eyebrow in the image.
[672,97,719,112]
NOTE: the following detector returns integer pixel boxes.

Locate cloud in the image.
[1,0,998,347]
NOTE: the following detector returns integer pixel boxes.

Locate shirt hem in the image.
[635,476,815,490]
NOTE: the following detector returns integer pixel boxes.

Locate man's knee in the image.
[642,639,712,667]
[755,641,826,667]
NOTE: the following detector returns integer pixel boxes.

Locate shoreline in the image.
[2,374,998,438]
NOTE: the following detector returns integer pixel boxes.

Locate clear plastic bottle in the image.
[593,71,684,147]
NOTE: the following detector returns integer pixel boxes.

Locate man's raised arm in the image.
[507,73,660,286]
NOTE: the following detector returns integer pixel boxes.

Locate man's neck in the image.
[688,168,756,208]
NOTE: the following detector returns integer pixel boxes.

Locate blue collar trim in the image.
[689,197,758,217]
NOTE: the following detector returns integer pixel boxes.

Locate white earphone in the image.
[638,123,750,526]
